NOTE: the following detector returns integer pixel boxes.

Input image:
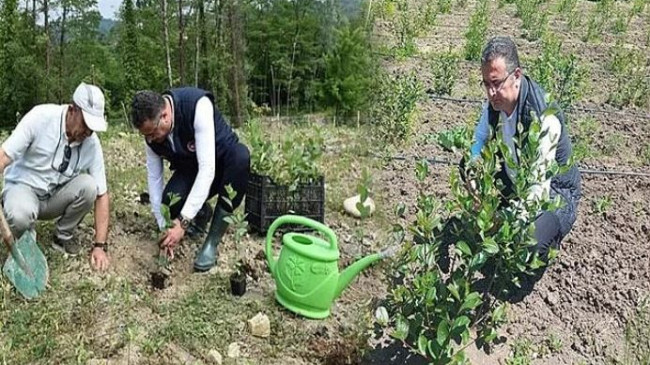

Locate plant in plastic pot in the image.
[222,185,250,296]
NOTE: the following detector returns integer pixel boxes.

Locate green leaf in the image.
[436,320,449,346]
[492,303,507,323]
[482,238,499,255]
[447,283,461,302]
[392,316,409,341]
[450,316,471,344]
[459,292,482,312]
[417,334,429,356]
[456,241,472,256]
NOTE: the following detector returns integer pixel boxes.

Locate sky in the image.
[98,0,121,19]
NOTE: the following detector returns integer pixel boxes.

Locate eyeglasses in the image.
[51,143,80,177]
[482,69,516,93]
[58,145,72,173]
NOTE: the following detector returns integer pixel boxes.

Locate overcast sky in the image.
[98,0,121,19]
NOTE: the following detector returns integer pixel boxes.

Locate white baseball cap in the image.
[73,82,107,132]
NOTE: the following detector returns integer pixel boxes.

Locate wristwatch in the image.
[179,216,192,230]
[93,242,108,253]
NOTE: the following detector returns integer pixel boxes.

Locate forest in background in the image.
[0,0,377,128]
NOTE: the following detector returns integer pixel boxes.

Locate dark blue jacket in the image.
[146,87,238,170]
[488,75,581,235]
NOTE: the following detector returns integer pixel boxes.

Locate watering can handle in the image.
[265,215,338,277]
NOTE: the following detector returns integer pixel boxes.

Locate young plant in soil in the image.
[245,118,324,191]
[221,185,249,296]
[354,167,373,246]
[464,0,488,61]
[152,192,181,289]
[431,48,460,97]
[377,102,568,363]
[370,71,424,144]
[527,33,586,109]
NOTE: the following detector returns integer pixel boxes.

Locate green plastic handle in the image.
[265,215,338,278]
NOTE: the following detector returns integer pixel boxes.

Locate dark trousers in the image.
[163,142,250,219]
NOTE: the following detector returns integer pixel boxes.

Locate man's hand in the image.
[159,219,185,259]
[90,247,109,271]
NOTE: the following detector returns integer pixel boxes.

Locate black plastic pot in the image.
[151,271,169,290]
[230,271,247,296]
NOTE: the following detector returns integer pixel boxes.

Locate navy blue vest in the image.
[487,76,580,198]
[146,87,238,170]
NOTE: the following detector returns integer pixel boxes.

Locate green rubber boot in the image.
[194,206,229,272]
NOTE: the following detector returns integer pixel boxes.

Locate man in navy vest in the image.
[131,88,250,272]
[468,36,581,293]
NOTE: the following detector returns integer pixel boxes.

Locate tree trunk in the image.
[178,0,185,85]
[59,3,67,103]
[194,0,200,86]
[226,0,246,127]
[198,0,209,88]
[44,0,50,97]
[162,0,173,87]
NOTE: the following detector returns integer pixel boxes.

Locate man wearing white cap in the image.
[0,82,111,270]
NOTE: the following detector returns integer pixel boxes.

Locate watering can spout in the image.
[335,253,383,299]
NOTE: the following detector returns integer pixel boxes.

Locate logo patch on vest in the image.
[187,141,196,152]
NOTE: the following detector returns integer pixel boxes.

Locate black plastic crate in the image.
[245,173,325,234]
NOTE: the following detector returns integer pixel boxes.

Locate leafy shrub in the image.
[392,0,419,57]
[582,0,613,42]
[439,0,453,14]
[378,105,568,363]
[245,119,323,191]
[527,34,587,109]
[623,296,650,365]
[431,48,461,96]
[570,116,601,161]
[369,72,424,144]
[516,0,548,41]
[630,0,646,18]
[464,0,488,61]
[611,8,629,34]
[607,45,649,108]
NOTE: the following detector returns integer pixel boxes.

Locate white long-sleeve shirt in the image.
[471,102,561,204]
[147,96,216,229]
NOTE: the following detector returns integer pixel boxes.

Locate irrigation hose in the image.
[370,153,650,178]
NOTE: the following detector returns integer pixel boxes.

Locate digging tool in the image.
[0,204,48,299]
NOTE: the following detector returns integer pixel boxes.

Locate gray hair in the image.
[481,36,520,73]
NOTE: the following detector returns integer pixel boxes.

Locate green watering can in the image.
[266,215,390,319]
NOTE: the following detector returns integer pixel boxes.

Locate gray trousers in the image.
[2,174,97,241]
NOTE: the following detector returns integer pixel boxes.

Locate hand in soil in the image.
[90,247,110,271]
[159,221,185,259]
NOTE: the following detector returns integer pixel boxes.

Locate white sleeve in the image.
[88,137,108,195]
[146,144,166,229]
[526,114,561,203]
[1,106,39,161]
[179,96,216,220]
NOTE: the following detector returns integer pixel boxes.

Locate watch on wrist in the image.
[179,216,192,230]
[93,242,108,253]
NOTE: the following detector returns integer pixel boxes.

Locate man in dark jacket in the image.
[131,88,250,272]
[469,36,581,287]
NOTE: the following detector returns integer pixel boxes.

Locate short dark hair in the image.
[131,91,165,128]
[481,36,520,73]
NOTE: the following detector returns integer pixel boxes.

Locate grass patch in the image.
[0,270,144,364]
